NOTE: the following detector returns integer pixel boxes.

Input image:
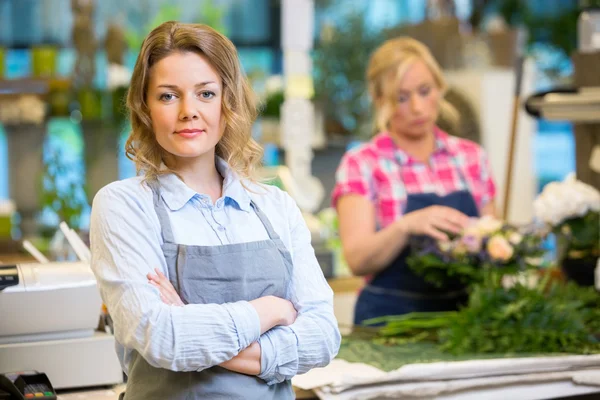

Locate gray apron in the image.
[122,181,295,400]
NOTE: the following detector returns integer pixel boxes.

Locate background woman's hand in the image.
[401,205,470,241]
[147,268,185,307]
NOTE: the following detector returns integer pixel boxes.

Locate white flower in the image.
[265,75,284,95]
[508,232,523,245]
[533,173,600,226]
[107,63,131,90]
[470,215,503,236]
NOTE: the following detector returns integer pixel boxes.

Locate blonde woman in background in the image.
[90,21,340,399]
[332,37,497,325]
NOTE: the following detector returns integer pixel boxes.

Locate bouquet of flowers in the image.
[533,174,600,285]
[533,174,600,259]
[407,216,546,288]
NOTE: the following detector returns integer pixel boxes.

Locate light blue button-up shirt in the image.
[90,158,341,385]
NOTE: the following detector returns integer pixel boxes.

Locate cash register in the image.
[0,262,123,390]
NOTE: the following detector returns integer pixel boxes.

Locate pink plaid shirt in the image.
[332,127,496,229]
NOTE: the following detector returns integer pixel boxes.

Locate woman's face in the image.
[146,51,225,162]
[387,60,441,140]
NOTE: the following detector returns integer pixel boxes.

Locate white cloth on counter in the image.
[296,355,600,399]
[314,370,600,400]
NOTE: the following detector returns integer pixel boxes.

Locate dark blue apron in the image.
[354,156,480,325]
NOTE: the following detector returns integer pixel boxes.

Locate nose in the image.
[178,96,199,121]
[410,94,425,114]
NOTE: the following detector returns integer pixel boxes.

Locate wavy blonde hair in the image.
[125,21,263,182]
[366,37,459,134]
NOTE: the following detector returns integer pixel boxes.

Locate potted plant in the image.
[105,22,130,124]
[260,75,285,145]
[313,10,383,139]
[533,174,600,286]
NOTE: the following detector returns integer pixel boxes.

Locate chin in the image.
[163,144,213,159]
[404,127,430,140]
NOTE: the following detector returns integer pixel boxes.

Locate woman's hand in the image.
[401,205,470,241]
[249,296,297,334]
[220,342,262,376]
[147,268,185,307]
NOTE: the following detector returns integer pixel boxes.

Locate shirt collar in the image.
[157,156,252,212]
[376,126,452,164]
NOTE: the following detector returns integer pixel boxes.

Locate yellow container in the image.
[0,200,15,239]
[31,45,58,78]
[0,47,5,78]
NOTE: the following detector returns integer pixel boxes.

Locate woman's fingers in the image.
[424,225,448,241]
[148,269,178,296]
[148,270,184,306]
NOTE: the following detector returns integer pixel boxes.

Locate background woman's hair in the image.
[125,21,263,182]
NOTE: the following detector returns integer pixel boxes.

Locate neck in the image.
[165,150,223,202]
[390,129,436,163]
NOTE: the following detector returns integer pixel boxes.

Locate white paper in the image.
[292,359,386,391]
[573,370,600,387]
[328,354,600,393]
[315,369,600,400]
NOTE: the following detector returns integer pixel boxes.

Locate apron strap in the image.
[148,179,176,244]
[447,153,472,194]
[250,200,280,241]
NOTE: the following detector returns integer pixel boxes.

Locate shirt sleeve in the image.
[478,148,497,208]
[90,183,261,372]
[331,151,374,207]
[257,192,341,385]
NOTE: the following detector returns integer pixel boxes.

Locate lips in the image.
[411,119,428,126]
[175,129,205,138]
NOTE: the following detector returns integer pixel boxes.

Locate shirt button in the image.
[218,226,226,231]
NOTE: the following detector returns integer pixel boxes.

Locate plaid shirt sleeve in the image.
[331,151,374,207]
[478,148,497,207]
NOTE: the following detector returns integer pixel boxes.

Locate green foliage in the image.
[261,90,285,119]
[407,253,483,288]
[313,11,383,136]
[197,0,229,35]
[440,282,600,355]
[124,0,228,52]
[125,4,182,52]
[40,147,87,231]
[478,0,580,58]
[556,212,600,256]
[368,278,600,356]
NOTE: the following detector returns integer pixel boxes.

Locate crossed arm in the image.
[148,268,268,376]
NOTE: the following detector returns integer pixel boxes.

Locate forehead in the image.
[148,51,221,86]
[396,60,435,91]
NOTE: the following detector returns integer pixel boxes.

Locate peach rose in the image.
[487,235,514,262]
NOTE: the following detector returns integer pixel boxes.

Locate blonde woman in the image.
[90,21,340,399]
[332,37,497,324]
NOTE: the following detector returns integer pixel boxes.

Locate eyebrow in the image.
[398,83,432,93]
[156,81,218,89]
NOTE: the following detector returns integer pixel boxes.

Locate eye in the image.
[199,91,216,99]
[419,86,432,96]
[159,93,177,102]
[397,94,410,103]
